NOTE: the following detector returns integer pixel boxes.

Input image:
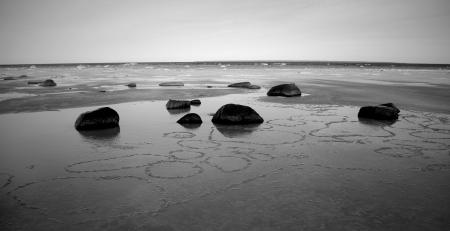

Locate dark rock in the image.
[126,83,136,88]
[228,82,261,89]
[3,77,17,80]
[27,80,44,84]
[75,107,120,131]
[247,84,261,89]
[212,104,264,124]
[166,99,191,109]
[159,82,184,86]
[190,99,201,105]
[228,82,251,88]
[267,83,301,97]
[358,104,400,121]
[39,79,57,87]
[206,85,213,88]
[177,113,202,124]
[99,90,107,93]
[3,75,27,80]
[379,103,400,113]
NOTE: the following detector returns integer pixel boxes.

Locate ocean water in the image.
[0,63,449,230]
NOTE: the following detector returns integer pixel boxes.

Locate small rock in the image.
[358,103,400,121]
[206,85,213,88]
[39,79,57,87]
[228,82,261,89]
[75,107,120,131]
[159,82,184,86]
[126,83,136,88]
[166,99,191,109]
[212,104,264,124]
[3,77,17,80]
[177,113,202,124]
[267,83,301,97]
[190,99,201,105]
[27,80,44,84]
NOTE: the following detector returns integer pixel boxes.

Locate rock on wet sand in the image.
[75,107,120,130]
[358,103,400,121]
[212,104,264,124]
[126,83,137,88]
[39,79,57,87]
[159,82,184,86]
[177,113,202,124]
[267,83,301,97]
[228,82,261,89]
[190,99,201,105]
[166,99,191,109]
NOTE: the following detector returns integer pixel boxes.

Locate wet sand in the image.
[0,92,449,231]
[0,65,449,230]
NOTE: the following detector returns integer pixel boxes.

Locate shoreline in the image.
[1,80,449,115]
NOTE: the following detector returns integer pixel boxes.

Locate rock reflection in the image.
[167,107,191,115]
[178,123,201,129]
[358,117,397,126]
[214,124,260,138]
[78,127,120,141]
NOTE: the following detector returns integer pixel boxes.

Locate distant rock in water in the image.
[159,82,184,86]
[212,104,264,124]
[39,79,57,87]
[267,83,301,97]
[358,103,400,121]
[126,83,136,88]
[27,80,44,85]
[3,75,27,80]
[166,99,191,109]
[177,113,202,124]
[228,82,261,89]
[3,77,17,80]
[190,99,201,105]
[75,107,120,131]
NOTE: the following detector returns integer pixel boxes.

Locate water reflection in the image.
[78,127,121,141]
[214,124,260,138]
[358,117,397,126]
[167,107,191,115]
[178,123,201,129]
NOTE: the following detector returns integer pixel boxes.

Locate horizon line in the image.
[0,59,449,67]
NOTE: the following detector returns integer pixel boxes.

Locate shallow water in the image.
[0,92,449,230]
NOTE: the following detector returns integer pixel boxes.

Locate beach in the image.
[0,63,449,230]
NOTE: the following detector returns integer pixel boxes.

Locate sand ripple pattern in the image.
[3,103,449,229]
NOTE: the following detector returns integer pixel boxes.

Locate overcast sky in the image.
[0,0,449,64]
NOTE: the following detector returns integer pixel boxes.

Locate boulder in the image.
[190,99,201,105]
[212,104,264,124]
[228,82,261,89]
[358,103,400,121]
[159,82,184,86]
[126,83,136,88]
[75,107,120,131]
[379,103,400,113]
[166,99,191,109]
[177,113,202,124]
[267,83,301,97]
[39,79,57,87]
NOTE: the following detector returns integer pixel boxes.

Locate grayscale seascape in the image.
[1,0,450,230]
